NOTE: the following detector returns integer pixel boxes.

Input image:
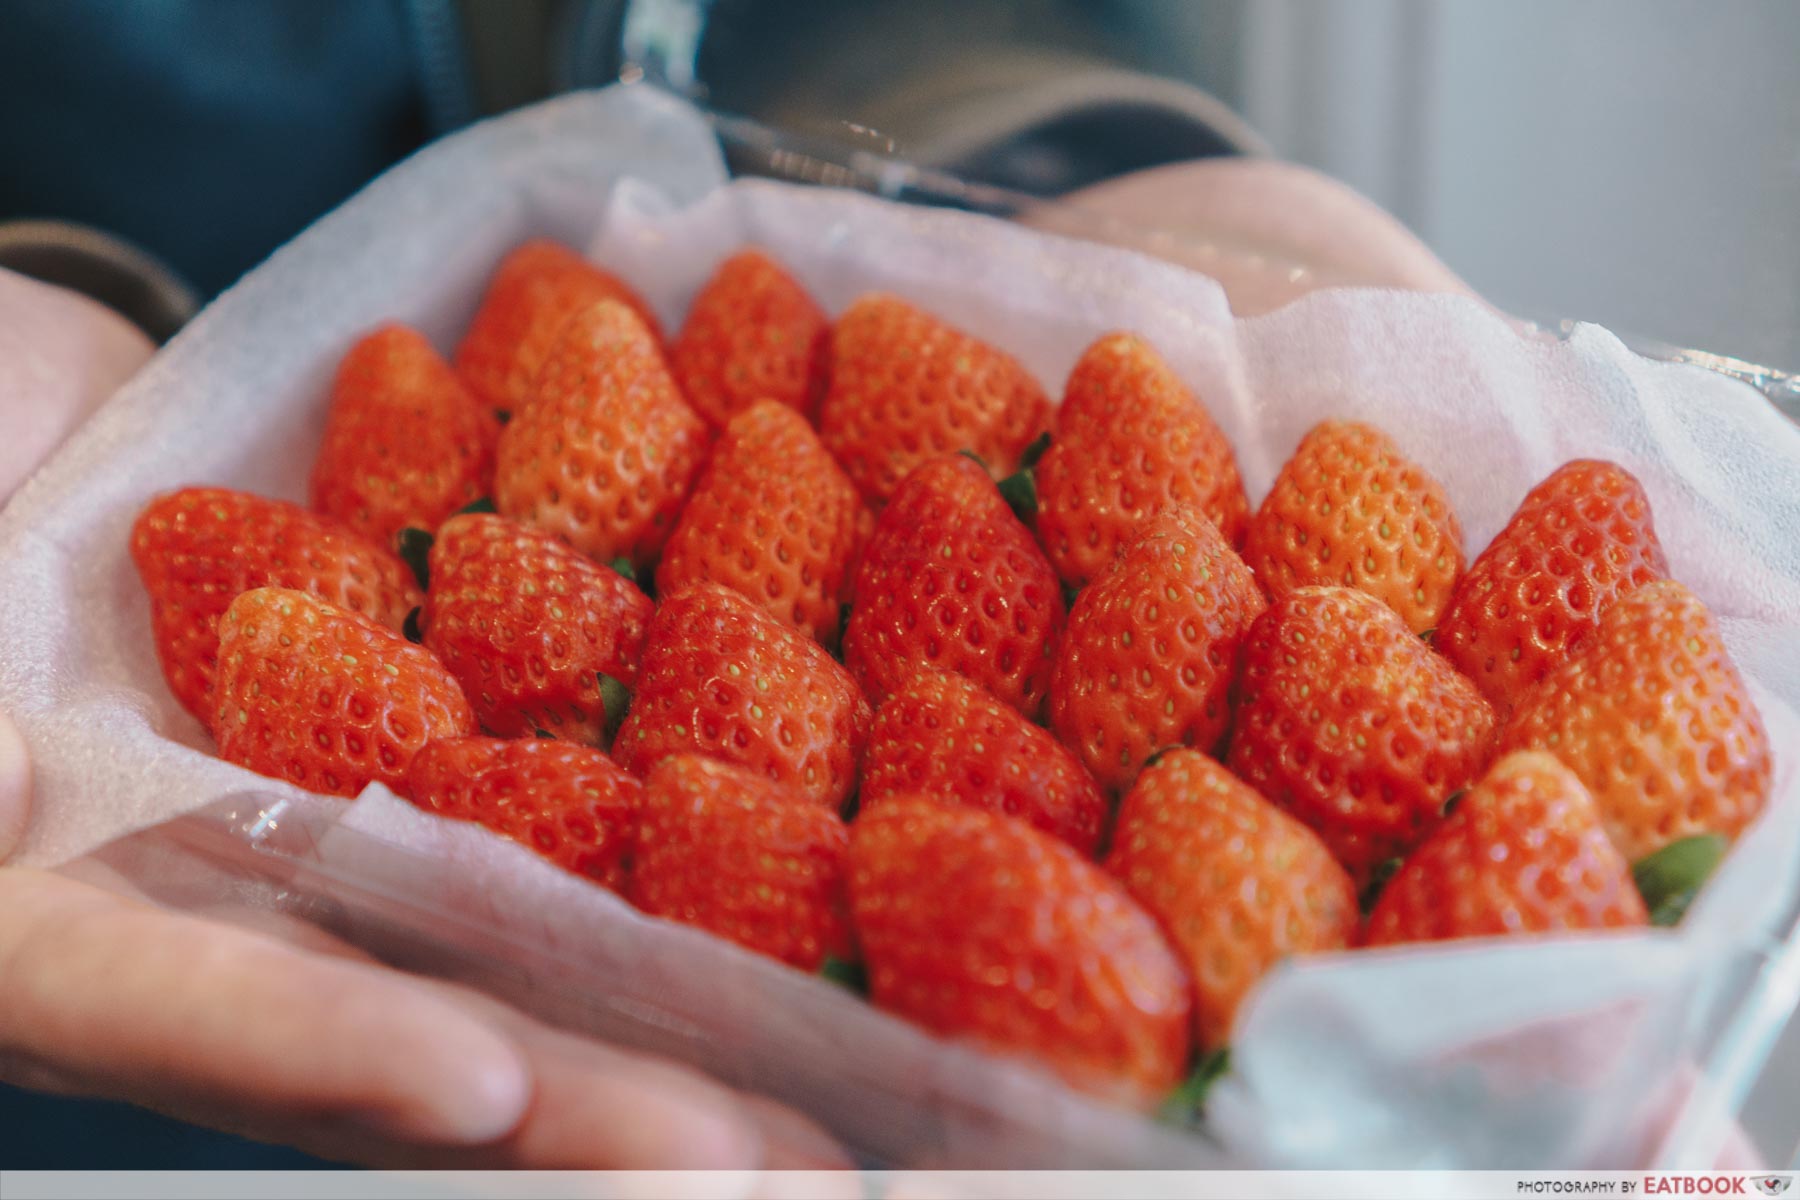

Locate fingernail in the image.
[0,710,33,860]
[357,1004,533,1145]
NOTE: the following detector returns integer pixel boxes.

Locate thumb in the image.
[0,709,32,860]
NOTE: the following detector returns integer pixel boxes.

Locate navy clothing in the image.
[0,0,437,297]
[0,1090,335,1168]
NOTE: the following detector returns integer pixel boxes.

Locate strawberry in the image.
[1106,749,1356,1050]
[494,299,709,571]
[860,668,1107,855]
[308,324,501,547]
[629,755,851,970]
[848,797,1193,1103]
[421,513,653,741]
[818,294,1051,506]
[1365,751,1648,945]
[1034,333,1250,586]
[1050,508,1266,796]
[669,248,829,430]
[657,401,868,647]
[1435,460,1668,716]
[1497,581,1771,863]
[455,240,664,419]
[1241,420,1464,634]
[614,583,870,810]
[406,735,640,890]
[130,487,421,723]
[212,587,473,797]
[843,454,1062,717]
[1227,586,1497,885]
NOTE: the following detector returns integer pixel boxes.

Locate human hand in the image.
[0,748,844,1170]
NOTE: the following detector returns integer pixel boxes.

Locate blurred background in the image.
[3,0,1797,368]
[0,0,1794,1169]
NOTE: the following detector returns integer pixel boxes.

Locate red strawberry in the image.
[1227,586,1497,885]
[614,584,870,810]
[455,240,664,419]
[494,299,709,571]
[406,735,640,890]
[844,454,1062,717]
[1035,333,1250,586]
[212,587,473,797]
[1365,751,1648,946]
[1242,420,1464,634]
[1436,460,1668,716]
[1497,581,1771,863]
[818,294,1051,506]
[1106,749,1356,1050]
[860,668,1107,855]
[629,755,851,970]
[1050,508,1267,796]
[848,797,1193,1104]
[308,324,501,547]
[669,248,829,429]
[421,513,653,741]
[658,401,869,647]
[130,487,421,723]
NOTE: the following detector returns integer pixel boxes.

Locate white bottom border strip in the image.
[1,1171,1794,1200]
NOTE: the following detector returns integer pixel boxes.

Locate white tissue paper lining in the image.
[1,85,1796,1169]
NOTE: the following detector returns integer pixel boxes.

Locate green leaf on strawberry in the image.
[1633,834,1727,927]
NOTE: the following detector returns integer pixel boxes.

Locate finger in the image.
[0,709,31,860]
[736,1092,857,1172]
[201,986,779,1172]
[282,978,843,1172]
[427,1001,769,1171]
[0,869,531,1146]
[0,267,154,503]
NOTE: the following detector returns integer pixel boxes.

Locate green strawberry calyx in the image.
[396,526,434,591]
[1158,1046,1231,1126]
[995,432,1051,527]
[599,672,632,750]
[1633,834,1728,927]
[819,955,868,996]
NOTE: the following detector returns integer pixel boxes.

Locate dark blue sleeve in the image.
[0,0,446,297]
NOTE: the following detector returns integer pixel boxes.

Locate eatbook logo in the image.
[1755,1178,1792,1197]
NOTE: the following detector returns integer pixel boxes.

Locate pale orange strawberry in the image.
[494,299,708,571]
[849,797,1193,1104]
[130,487,421,723]
[1227,586,1497,885]
[1049,508,1266,796]
[1364,751,1648,946]
[1435,460,1668,716]
[657,401,868,647]
[1107,749,1357,1050]
[309,324,500,547]
[1497,581,1771,863]
[1035,332,1249,586]
[407,736,641,890]
[630,755,851,970]
[860,667,1108,855]
[455,240,663,418]
[669,249,829,429]
[421,513,653,741]
[212,588,473,797]
[1242,420,1464,634]
[614,584,871,811]
[818,294,1050,506]
[843,454,1063,718]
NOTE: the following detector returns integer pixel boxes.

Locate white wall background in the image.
[1239,0,1800,372]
